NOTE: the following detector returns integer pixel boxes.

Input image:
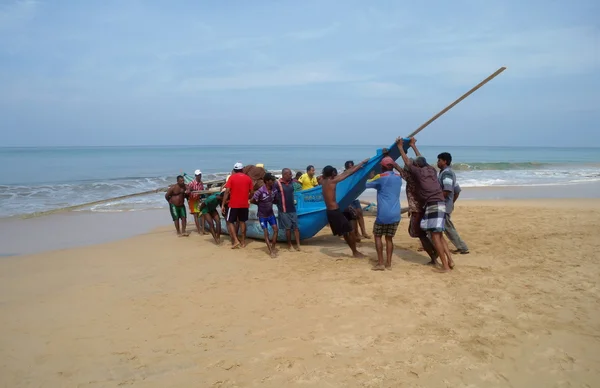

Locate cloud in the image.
[285,22,340,40]
[179,63,372,92]
[0,0,37,29]
[354,82,408,98]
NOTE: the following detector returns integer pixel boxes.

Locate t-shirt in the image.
[408,164,445,204]
[224,172,253,208]
[187,180,204,200]
[298,173,318,191]
[366,172,402,224]
[252,185,276,218]
[204,193,220,211]
[396,169,422,212]
[275,179,296,213]
[438,167,461,214]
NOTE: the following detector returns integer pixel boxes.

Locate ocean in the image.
[1,145,599,218]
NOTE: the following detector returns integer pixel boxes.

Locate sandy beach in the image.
[1,199,600,387]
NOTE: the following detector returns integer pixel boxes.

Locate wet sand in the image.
[1,199,600,387]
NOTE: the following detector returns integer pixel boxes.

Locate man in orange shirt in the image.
[221,162,254,249]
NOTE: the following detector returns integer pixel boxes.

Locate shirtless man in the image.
[321,159,369,258]
[165,175,189,236]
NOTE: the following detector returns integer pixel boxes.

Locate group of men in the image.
[164,136,469,271]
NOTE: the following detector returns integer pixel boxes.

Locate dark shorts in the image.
[327,208,353,236]
[279,212,298,230]
[351,199,361,210]
[259,215,277,229]
[169,204,186,221]
[373,222,399,237]
[226,207,249,223]
[343,207,357,221]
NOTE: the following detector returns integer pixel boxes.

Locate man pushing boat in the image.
[321,159,369,258]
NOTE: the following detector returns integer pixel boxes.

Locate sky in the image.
[0,0,598,147]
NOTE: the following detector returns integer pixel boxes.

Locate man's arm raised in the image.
[397,137,412,166]
[409,137,422,157]
[333,158,369,183]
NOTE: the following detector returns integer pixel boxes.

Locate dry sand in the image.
[1,199,600,387]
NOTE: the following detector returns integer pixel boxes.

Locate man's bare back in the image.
[321,178,338,210]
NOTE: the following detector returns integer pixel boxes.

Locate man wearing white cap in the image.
[186,169,205,235]
[222,162,254,248]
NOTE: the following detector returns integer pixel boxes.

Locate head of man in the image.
[194,169,202,182]
[264,173,275,189]
[344,160,354,171]
[295,171,302,180]
[380,156,394,172]
[233,162,244,174]
[176,175,185,187]
[415,156,428,168]
[322,165,338,179]
[437,152,452,170]
[306,165,315,178]
[282,168,292,182]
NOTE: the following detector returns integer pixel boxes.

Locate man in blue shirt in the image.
[366,156,403,270]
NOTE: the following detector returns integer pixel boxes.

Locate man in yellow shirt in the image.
[298,165,319,191]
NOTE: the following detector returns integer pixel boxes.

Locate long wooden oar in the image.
[22,179,226,219]
[407,66,506,138]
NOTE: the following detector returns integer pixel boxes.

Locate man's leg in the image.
[170,205,181,235]
[419,232,438,264]
[240,221,247,247]
[262,226,273,256]
[444,215,469,253]
[285,229,293,249]
[205,213,218,244]
[352,219,360,242]
[430,232,451,272]
[181,217,187,235]
[226,209,241,248]
[193,213,201,234]
[356,208,370,239]
[343,232,365,258]
[199,213,206,234]
[271,225,279,256]
[213,212,222,243]
[373,234,385,270]
[385,236,394,269]
[293,228,301,251]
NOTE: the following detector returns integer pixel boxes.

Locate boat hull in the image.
[199,139,410,241]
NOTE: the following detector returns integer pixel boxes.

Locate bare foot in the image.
[426,259,437,266]
[352,251,366,258]
[362,234,372,239]
[385,262,392,270]
[294,246,301,252]
[240,242,247,248]
[372,264,386,271]
[231,242,241,249]
[288,245,293,251]
[270,251,277,258]
[449,258,455,269]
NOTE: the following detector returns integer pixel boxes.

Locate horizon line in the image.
[2,144,600,149]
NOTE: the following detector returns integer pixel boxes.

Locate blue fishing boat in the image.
[186,140,411,242]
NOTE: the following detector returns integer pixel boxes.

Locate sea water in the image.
[1,145,599,218]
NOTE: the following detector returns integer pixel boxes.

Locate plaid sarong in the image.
[373,222,399,237]
[420,201,446,232]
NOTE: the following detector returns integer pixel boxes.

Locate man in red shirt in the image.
[221,162,254,249]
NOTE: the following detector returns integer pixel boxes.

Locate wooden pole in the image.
[406,66,506,138]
